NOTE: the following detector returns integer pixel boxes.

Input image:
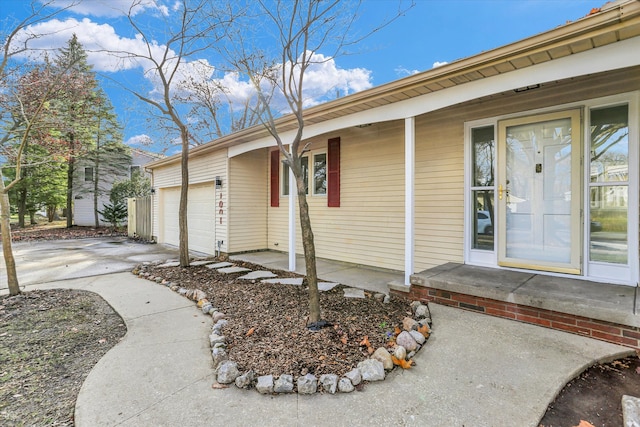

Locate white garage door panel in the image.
[161,184,216,255]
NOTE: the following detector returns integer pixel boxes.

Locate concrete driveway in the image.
[0,237,179,290]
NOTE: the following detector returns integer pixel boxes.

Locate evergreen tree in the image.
[53,34,99,228]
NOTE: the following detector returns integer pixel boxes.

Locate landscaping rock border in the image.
[132,259,433,395]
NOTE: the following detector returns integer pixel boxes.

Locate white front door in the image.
[497,110,582,274]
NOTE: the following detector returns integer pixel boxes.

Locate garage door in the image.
[161,183,216,254]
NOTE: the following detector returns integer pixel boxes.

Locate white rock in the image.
[338,377,355,393]
[211,347,227,369]
[372,347,394,371]
[297,374,317,394]
[235,371,255,389]
[394,346,407,361]
[409,330,426,345]
[256,375,274,394]
[209,333,225,346]
[402,316,418,331]
[319,374,338,394]
[357,359,385,381]
[415,304,430,319]
[274,374,294,393]
[344,368,361,386]
[216,361,240,384]
[396,331,418,352]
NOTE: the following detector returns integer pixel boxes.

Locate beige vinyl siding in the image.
[414,110,465,271]
[268,121,406,271]
[228,149,268,252]
[151,149,228,252]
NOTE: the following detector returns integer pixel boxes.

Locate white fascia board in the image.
[229,36,640,158]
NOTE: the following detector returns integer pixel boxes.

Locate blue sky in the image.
[2,0,606,154]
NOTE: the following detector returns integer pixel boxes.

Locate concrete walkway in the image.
[27,271,632,427]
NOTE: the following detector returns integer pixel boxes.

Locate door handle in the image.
[499,184,503,200]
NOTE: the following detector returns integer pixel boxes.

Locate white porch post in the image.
[405,117,415,286]
[288,158,296,272]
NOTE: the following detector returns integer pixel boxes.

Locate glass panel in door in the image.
[497,110,581,274]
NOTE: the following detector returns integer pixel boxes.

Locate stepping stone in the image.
[343,287,365,299]
[623,395,640,427]
[238,271,278,280]
[157,261,180,268]
[261,278,304,286]
[318,282,339,292]
[206,262,234,269]
[218,267,251,274]
[190,260,215,266]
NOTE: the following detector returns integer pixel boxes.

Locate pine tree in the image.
[53,34,99,228]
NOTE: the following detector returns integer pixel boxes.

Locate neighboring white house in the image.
[73,148,162,227]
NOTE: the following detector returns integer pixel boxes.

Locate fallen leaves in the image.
[246,327,255,337]
[211,382,229,389]
[417,324,430,338]
[359,336,374,354]
[573,420,595,427]
[391,355,413,369]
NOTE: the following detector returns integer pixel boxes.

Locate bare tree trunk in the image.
[296,177,321,324]
[0,171,20,296]
[47,205,56,222]
[178,127,189,267]
[29,211,36,225]
[66,132,75,228]
[17,187,26,228]
[93,157,99,228]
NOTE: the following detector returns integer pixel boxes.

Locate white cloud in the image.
[394,66,420,77]
[46,0,168,17]
[11,17,172,72]
[268,51,372,111]
[178,51,373,115]
[432,61,448,68]
[125,134,153,146]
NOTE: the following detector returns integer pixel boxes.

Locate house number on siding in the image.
[218,193,223,224]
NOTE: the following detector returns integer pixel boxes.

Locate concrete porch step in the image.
[402,263,640,349]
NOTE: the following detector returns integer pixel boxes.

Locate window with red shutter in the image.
[327,137,340,207]
[270,150,280,207]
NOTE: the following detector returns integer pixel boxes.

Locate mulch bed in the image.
[142,260,415,378]
[10,225,125,242]
[0,289,126,427]
[539,355,640,427]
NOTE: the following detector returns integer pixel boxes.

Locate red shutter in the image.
[270,150,279,207]
[327,137,340,207]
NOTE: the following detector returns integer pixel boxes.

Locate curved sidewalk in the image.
[34,272,631,427]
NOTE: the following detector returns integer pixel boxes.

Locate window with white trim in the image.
[313,153,327,195]
[470,126,495,251]
[588,104,629,265]
[282,152,327,196]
